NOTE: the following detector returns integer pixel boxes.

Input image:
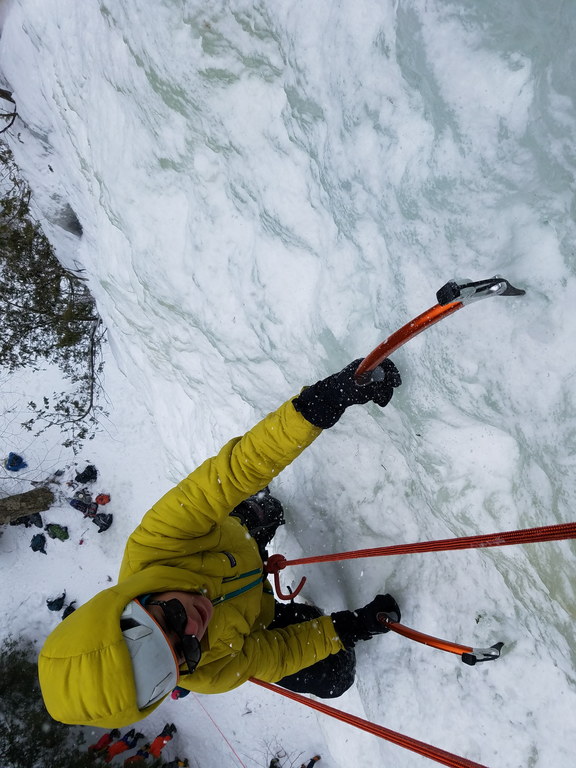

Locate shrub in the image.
[0,636,94,768]
[0,139,106,449]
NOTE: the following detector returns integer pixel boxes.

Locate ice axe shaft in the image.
[355,275,525,383]
[381,616,504,666]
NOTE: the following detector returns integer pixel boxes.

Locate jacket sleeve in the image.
[178,615,344,694]
[122,398,322,560]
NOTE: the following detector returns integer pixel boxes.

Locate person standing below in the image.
[103,729,145,763]
[39,359,402,728]
[301,756,321,768]
[88,728,121,755]
[148,723,177,759]
[123,744,151,766]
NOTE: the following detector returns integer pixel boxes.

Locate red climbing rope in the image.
[251,679,491,768]
[265,521,576,602]
[192,694,248,768]
[266,521,576,571]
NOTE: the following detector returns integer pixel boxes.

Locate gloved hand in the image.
[293,358,401,429]
[331,594,401,650]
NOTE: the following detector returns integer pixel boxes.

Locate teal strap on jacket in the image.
[222,567,262,583]
[212,569,264,606]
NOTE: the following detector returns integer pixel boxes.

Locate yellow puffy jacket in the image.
[38,398,345,728]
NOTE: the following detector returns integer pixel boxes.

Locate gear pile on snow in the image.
[10,512,43,528]
[75,464,98,484]
[45,523,70,541]
[46,592,67,611]
[68,474,113,532]
[30,533,47,554]
[4,452,28,471]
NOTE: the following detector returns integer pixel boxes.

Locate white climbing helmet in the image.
[120,599,179,709]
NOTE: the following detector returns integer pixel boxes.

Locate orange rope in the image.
[267,521,576,570]
[250,679,491,768]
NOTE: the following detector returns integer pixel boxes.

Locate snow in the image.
[1,1,576,766]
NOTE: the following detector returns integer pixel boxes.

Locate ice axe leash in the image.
[354,275,525,383]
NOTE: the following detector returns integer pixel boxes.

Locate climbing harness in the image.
[355,275,525,383]
[251,678,491,768]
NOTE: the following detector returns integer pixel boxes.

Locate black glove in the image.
[331,594,401,650]
[293,358,401,429]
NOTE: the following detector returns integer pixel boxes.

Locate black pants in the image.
[268,601,356,698]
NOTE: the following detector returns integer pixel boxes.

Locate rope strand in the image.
[273,521,576,568]
[251,679,490,768]
[192,694,248,768]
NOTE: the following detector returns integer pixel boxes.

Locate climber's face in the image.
[147,591,213,671]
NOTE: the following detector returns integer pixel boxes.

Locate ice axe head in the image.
[436,276,525,306]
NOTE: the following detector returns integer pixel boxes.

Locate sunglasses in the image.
[147,599,202,675]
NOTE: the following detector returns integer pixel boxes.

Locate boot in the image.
[93,512,113,532]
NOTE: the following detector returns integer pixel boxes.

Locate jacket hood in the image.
[38,565,204,728]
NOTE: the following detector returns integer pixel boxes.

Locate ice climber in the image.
[38,359,402,728]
